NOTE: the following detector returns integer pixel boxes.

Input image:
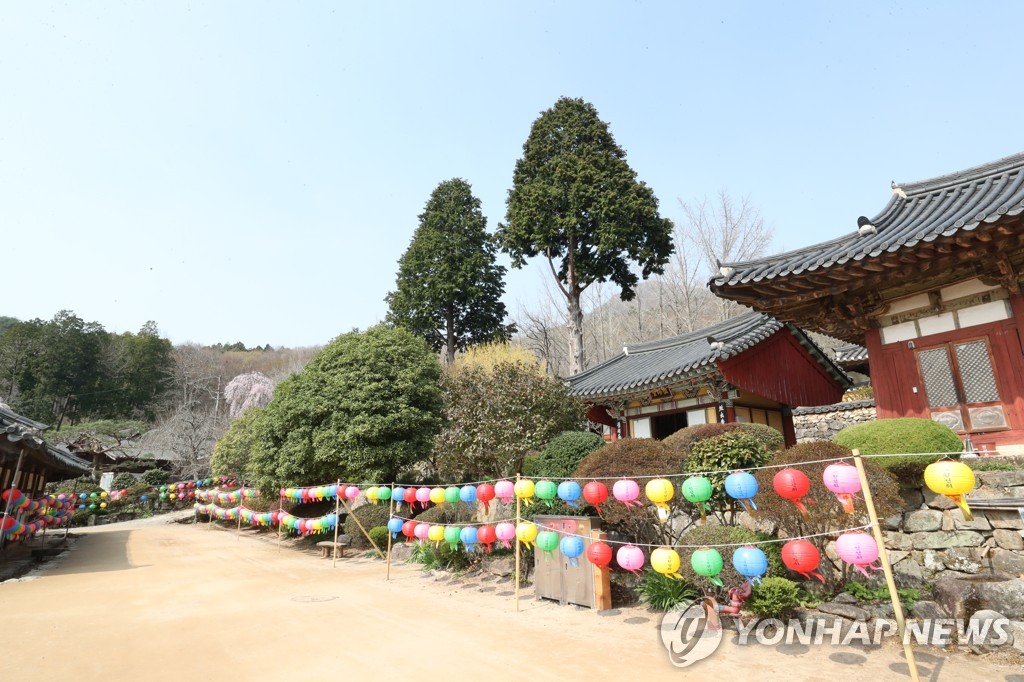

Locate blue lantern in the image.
[724,471,759,512]
[387,517,404,538]
[559,536,585,566]
[459,485,477,508]
[557,481,581,507]
[459,526,478,553]
[732,545,768,585]
[324,513,338,528]
[393,487,406,510]
[140,495,148,501]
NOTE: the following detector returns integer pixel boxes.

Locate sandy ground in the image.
[3,517,1023,681]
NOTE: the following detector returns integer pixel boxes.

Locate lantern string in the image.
[387,514,519,527]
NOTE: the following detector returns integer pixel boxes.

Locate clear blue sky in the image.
[3,2,1022,347]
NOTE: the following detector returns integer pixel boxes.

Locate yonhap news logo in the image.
[658,597,724,667]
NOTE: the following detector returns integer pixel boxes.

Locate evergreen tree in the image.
[499,97,674,375]
[386,178,513,365]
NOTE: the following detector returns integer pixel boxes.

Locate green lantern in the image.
[535,530,559,557]
[444,526,462,551]
[444,486,461,505]
[682,476,713,523]
[376,487,391,501]
[535,480,557,506]
[690,547,724,587]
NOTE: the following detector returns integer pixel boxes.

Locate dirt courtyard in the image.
[3,517,1021,681]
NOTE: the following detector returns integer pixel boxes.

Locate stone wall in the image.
[792,399,876,442]
[877,469,1024,586]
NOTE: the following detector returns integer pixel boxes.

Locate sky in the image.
[2,2,1023,348]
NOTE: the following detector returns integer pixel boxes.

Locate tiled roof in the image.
[567,312,849,399]
[834,343,869,365]
[0,408,91,476]
[792,398,875,416]
[712,151,1024,288]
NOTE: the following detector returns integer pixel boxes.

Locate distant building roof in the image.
[567,311,849,400]
[833,343,869,365]
[792,398,875,416]
[0,407,90,476]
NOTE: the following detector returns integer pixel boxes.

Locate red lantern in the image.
[586,541,613,570]
[583,481,608,514]
[477,484,495,513]
[401,521,417,539]
[2,516,16,531]
[477,525,496,552]
[403,488,417,506]
[773,468,812,519]
[781,539,825,582]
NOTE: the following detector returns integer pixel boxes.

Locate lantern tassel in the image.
[792,499,811,520]
[655,504,670,523]
[799,569,826,583]
[710,576,724,588]
[740,499,758,517]
[480,500,489,513]
[952,495,973,521]
[834,493,855,514]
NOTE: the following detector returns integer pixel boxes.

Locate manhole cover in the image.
[291,595,338,603]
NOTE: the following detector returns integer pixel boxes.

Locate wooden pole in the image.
[277,497,284,554]
[1,449,26,545]
[332,480,342,568]
[385,483,395,581]
[341,497,385,559]
[853,452,920,682]
[515,474,522,613]
[236,498,243,540]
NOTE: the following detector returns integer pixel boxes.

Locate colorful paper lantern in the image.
[444,526,462,551]
[514,479,535,505]
[582,481,608,514]
[781,539,825,582]
[377,486,392,501]
[460,526,478,553]
[393,487,406,510]
[459,485,477,508]
[494,480,515,506]
[387,518,404,539]
[401,488,417,507]
[616,544,645,574]
[651,547,682,580]
[495,522,516,549]
[429,487,446,507]
[924,460,976,520]
[444,486,461,506]
[681,476,713,523]
[414,522,430,543]
[645,478,674,522]
[835,532,881,578]
[587,541,613,570]
[612,479,641,508]
[560,536,585,566]
[732,545,768,585]
[690,547,724,587]
[535,480,557,506]
[823,463,861,513]
[516,521,538,549]
[477,483,495,512]
[536,530,559,557]
[415,487,431,508]
[556,481,581,507]
[773,468,812,518]
[427,524,446,546]
[401,521,417,539]
[477,524,496,551]
[724,472,758,514]
[367,486,379,504]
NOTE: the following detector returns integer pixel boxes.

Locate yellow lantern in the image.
[429,487,446,507]
[99,502,107,509]
[924,460,976,520]
[100,491,108,499]
[427,524,446,546]
[514,479,535,505]
[651,547,682,579]
[515,521,538,549]
[367,486,379,505]
[645,478,675,522]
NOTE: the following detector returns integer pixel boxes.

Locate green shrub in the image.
[748,577,800,618]
[684,432,772,510]
[636,569,698,611]
[141,468,169,486]
[968,459,1021,472]
[368,526,391,550]
[413,503,478,525]
[665,422,783,458]
[734,423,785,454]
[533,431,605,478]
[677,524,784,591]
[343,503,393,548]
[834,418,963,480]
[572,438,688,545]
[111,472,138,490]
[844,582,921,609]
[520,452,542,478]
[753,442,902,576]
[410,542,475,572]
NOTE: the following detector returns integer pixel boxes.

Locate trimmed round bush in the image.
[684,432,772,507]
[533,431,605,478]
[141,468,169,486]
[748,577,800,618]
[413,503,478,525]
[833,418,964,480]
[111,472,138,490]
[368,526,391,551]
[343,503,393,548]
[677,524,784,591]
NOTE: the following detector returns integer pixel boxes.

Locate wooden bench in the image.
[317,535,352,559]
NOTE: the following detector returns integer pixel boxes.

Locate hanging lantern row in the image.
[1,490,77,540]
[195,487,260,505]
[195,503,339,536]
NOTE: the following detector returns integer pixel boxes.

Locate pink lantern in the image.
[616,544,645,574]
[823,463,861,513]
[345,486,360,501]
[494,480,515,506]
[835,532,881,578]
[495,522,516,549]
[612,479,641,508]
[415,487,431,508]
[414,523,430,543]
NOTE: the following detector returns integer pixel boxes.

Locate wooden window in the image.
[734,406,751,423]
[916,337,1006,433]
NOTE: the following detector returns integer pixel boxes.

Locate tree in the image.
[0,316,18,338]
[434,343,584,479]
[499,97,674,376]
[246,325,443,489]
[386,178,513,365]
[223,371,274,420]
[210,406,267,477]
